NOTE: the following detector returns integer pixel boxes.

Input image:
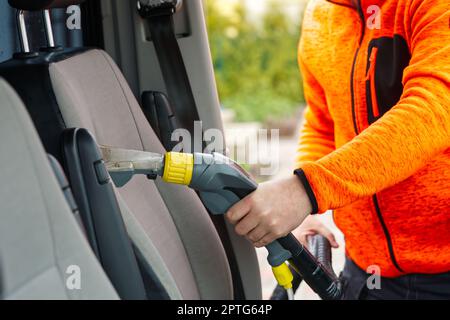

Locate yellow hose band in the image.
[162,152,194,185]
[272,263,294,290]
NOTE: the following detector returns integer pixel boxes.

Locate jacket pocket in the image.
[366,47,380,119]
[365,36,411,124]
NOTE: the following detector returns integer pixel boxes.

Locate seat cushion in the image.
[0,78,118,300]
[49,49,233,300]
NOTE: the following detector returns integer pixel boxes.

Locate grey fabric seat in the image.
[49,49,233,300]
[0,79,118,300]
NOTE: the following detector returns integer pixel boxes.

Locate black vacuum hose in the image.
[308,234,334,274]
[277,233,343,300]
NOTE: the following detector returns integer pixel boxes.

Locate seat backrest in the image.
[48,49,234,299]
[0,78,118,300]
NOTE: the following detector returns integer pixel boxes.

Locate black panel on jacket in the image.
[366,35,411,124]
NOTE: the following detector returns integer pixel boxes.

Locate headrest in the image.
[8,0,86,11]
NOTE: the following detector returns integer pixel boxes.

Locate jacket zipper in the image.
[372,196,404,272]
[351,0,404,274]
[366,47,380,118]
[350,0,365,134]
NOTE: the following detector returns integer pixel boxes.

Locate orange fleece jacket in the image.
[296,0,450,277]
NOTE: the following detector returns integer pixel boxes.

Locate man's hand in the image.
[226,176,313,247]
[293,215,339,248]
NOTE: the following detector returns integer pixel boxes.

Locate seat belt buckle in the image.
[137,0,182,18]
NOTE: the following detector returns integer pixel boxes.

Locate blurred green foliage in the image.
[204,0,305,122]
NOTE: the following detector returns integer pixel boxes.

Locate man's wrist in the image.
[294,169,319,214]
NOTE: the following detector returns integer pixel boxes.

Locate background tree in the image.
[204,0,305,122]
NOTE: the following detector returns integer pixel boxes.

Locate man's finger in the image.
[254,233,276,248]
[226,196,251,225]
[235,213,259,237]
[247,226,268,243]
[299,230,316,246]
[318,226,340,248]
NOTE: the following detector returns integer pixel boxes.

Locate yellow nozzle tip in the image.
[162,152,194,185]
[272,263,294,290]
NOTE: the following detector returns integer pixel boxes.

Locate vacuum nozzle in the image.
[101,147,195,188]
[100,146,165,187]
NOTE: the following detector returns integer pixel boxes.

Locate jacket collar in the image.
[326,0,356,8]
[327,0,386,10]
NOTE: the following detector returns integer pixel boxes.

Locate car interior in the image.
[0,0,264,300]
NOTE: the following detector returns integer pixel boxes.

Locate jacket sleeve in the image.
[296,55,335,165]
[299,0,450,213]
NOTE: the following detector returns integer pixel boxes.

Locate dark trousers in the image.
[340,258,450,300]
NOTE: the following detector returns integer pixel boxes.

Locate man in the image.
[226,0,450,299]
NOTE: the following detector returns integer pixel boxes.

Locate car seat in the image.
[0,78,118,300]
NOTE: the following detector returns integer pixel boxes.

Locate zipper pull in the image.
[365,47,378,81]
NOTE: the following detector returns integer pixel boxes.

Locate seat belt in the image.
[137,0,248,300]
[138,0,200,135]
